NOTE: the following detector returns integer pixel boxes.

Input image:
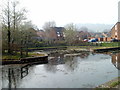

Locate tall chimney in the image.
[118,1,120,22]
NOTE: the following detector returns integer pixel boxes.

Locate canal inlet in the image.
[1,51,120,88]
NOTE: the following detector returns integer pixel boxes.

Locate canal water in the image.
[1,52,120,88]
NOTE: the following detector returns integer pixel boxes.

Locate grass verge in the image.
[109,81,120,87]
[2,52,46,61]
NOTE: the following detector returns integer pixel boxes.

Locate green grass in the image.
[2,52,46,61]
[28,42,120,50]
[2,54,21,60]
[109,81,120,87]
[2,54,23,61]
[28,46,67,49]
[28,46,97,50]
[95,88,110,90]
[2,52,28,60]
[101,42,120,47]
[28,52,45,57]
[2,42,120,60]
[95,78,120,89]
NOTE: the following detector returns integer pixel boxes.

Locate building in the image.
[110,2,120,40]
[47,27,65,41]
[78,31,91,40]
[36,30,46,40]
[98,37,103,41]
[111,22,120,40]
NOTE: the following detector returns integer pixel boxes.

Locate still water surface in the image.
[2,52,120,88]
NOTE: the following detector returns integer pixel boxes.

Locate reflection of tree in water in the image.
[79,52,90,59]
[2,64,30,88]
[111,52,120,70]
[0,67,2,90]
[45,52,90,72]
[49,54,65,65]
[2,66,20,88]
[44,64,57,73]
[44,54,65,73]
[64,56,79,72]
[63,52,90,72]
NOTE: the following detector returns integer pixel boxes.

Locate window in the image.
[115,32,117,35]
[115,25,117,30]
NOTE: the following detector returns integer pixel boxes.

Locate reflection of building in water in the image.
[111,53,120,70]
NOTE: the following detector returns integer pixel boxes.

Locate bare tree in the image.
[64,23,77,45]
[2,0,28,56]
[1,0,12,54]
[42,21,56,31]
[20,21,37,56]
[11,0,27,45]
[42,21,56,45]
[78,26,91,40]
[0,23,2,57]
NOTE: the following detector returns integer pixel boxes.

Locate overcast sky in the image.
[1,0,120,29]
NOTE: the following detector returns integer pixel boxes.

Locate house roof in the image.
[111,22,120,30]
[51,27,64,31]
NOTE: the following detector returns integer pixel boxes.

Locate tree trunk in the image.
[7,1,11,54]
[20,40,23,58]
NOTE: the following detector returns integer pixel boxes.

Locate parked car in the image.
[83,39,88,42]
[110,39,119,42]
[88,39,96,42]
[88,38,98,42]
[95,38,98,41]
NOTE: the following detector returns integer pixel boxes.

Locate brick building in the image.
[111,22,120,40]
[110,2,120,40]
[36,30,46,40]
[102,37,112,42]
[51,27,65,40]
[98,37,103,41]
[46,27,65,41]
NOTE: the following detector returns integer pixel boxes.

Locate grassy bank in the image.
[27,42,120,50]
[109,80,120,87]
[96,77,120,89]
[100,42,120,47]
[2,42,120,60]
[2,52,46,61]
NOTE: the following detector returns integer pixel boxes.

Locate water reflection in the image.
[46,51,120,73]
[111,52,120,70]
[44,54,65,73]
[2,64,29,88]
[44,52,90,72]
[64,56,78,72]
[2,51,120,88]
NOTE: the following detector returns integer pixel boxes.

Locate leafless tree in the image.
[42,21,56,31]
[2,0,33,56]
[64,23,77,45]
[1,0,12,54]
[42,21,56,45]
